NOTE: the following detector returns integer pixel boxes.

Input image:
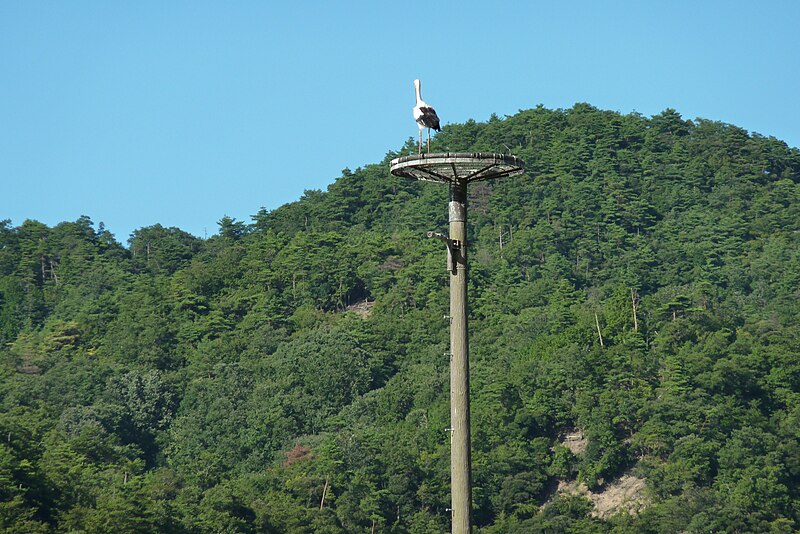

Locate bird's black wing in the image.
[419,107,441,131]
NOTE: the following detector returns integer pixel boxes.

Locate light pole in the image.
[390,153,524,533]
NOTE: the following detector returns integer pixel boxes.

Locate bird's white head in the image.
[414,79,422,101]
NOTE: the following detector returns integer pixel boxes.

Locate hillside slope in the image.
[1,104,799,532]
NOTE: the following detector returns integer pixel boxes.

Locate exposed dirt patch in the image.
[346,299,375,318]
[556,473,648,518]
[561,428,588,456]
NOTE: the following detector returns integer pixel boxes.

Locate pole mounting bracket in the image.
[427,231,461,273]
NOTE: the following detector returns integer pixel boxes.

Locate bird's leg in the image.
[418,130,423,154]
[427,128,431,153]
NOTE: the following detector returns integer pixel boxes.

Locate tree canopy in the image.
[1,104,799,532]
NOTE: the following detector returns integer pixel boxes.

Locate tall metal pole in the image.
[449,179,471,534]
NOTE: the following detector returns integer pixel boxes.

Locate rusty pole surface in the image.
[449,180,471,534]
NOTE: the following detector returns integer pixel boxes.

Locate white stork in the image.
[413,79,441,154]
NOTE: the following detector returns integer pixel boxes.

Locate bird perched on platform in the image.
[413,79,441,154]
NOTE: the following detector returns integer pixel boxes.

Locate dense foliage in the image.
[2,104,799,533]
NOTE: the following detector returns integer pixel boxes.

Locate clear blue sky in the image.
[2,1,799,242]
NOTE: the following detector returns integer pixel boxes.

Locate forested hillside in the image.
[2,104,799,533]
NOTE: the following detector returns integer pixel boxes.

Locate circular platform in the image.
[389,152,525,185]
